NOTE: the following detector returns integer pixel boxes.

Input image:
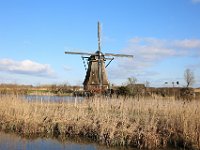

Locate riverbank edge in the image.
[0,95,199,150]
[0,116,195,150]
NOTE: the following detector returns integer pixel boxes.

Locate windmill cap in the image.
[95,50,104,56]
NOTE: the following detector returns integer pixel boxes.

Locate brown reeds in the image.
[0,95,200,149]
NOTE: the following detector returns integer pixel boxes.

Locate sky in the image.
[0,0,200,87]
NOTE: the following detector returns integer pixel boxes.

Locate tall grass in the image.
[0,95,200,149]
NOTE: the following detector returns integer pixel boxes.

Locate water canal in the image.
[0,95,178,150]
[23,95,83,103]
[0,95,119,150]
[0,132,128,150]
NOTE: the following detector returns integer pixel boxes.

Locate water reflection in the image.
[0,132,126,150]
[24,95,83,103]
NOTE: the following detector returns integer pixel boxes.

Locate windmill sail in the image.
[64,22,133,93]
[105,53,133,58]
[65,51,94,56]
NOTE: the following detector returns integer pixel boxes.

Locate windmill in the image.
[65,22,133,93]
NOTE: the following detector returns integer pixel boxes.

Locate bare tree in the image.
[127,77,137,85]
[145,81,150,87]
[125,77,138,96]
[184,68,195,87]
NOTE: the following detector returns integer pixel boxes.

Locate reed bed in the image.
[0,95,200,149]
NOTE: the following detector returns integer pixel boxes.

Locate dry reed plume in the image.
[0,95,200,149]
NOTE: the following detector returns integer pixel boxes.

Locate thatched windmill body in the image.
[65,22,133,93]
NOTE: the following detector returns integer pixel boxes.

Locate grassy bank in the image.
[0,95,200,149]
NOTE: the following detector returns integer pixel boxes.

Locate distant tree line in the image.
[115,68,197,100]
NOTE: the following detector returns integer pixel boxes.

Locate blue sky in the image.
[0,0,200,87]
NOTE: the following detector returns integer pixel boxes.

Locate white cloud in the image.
[0,59,55,78]
[173,39,200,49]
[122,37,200,66]
[108,37,200,85]
[121,37,180,69]
[192,0,200,3]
